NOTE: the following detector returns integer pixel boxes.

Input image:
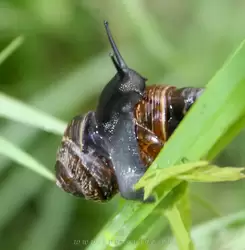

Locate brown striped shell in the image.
[135,85,183,166]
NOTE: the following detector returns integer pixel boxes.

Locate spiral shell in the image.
[55,112,118,202]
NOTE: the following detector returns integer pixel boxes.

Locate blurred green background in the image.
[1,0,245,249]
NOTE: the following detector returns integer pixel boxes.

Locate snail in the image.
[55,21,204,202]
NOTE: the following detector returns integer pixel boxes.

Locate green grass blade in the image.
[177,184,192,232]
[121,215,169,250]
[157,182,193,250]
[0,136,55,181]
[136,162,245,198]
[0,92,66,135]
[165,206,193,250]
[122,182,190,250]
[86,39,245,250]
[122,183,191,250]
[0,36,24,66]
[178,165,245,182]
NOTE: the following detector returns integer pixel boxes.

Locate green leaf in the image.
[155,182,193,250]
[165,206,193,250]
[0,92,66,135]
[178,165,245,182]
[136,161,245,199]
[135,161,208,198]
[121,215,169,250]
[146,182,193,250]
[177,184,192,232]
[0,136,55,181]
[0,36,24,66]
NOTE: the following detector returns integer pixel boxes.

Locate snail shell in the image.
[55,112,118,201]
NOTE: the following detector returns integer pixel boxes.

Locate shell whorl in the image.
[135,85,177,142]
[55,112,118,202]
[134,85,201,166]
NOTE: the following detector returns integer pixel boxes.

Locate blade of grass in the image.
[165,206,193,250]
[0,36,24,66]
[176,184,192,232]
[0,136,55,181]
[159,182,193,250]
[86,39,245,250]
[123,182,189,250]
[122,215,168,250]
[0,92,66,135]
[136,162,245,198]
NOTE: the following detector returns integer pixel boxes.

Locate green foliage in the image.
[0,92,66,135]
[0,135,55,181]
[0,36,24,66]
[136,161,245,199]
[1,1,245,250]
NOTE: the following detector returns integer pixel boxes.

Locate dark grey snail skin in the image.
[94,21,153,202]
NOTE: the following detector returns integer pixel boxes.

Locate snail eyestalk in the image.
[109,53,124,77]
[104,20,128,71]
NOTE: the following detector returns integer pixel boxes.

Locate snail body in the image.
[55,21,204,202]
